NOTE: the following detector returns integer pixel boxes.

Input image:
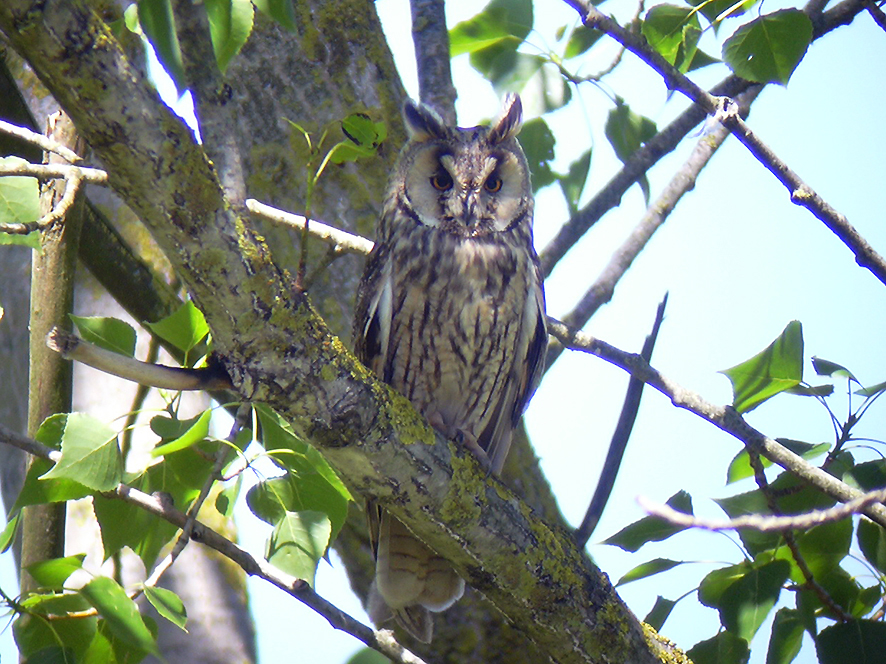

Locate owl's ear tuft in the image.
[403,100,447,140]
[488,94,523,144]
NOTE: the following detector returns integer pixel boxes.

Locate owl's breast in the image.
[384,231,532,437]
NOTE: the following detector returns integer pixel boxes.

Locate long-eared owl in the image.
[353,94,547,643]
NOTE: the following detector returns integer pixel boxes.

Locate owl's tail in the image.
[368,510,465,643]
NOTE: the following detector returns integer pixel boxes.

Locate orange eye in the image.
[431,172,453,191]
[484,175,502,193]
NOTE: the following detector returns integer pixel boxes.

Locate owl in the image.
[353,94,547,643]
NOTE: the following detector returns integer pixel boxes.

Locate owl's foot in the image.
[426,412,492,472]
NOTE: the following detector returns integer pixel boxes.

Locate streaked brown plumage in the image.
[353,94,547,642]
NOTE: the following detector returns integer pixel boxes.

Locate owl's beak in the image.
[462,191,480,229]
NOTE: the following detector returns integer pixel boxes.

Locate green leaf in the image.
[78,577,158,656]
[266,510,332,587]
[855,380,886,398]
[767,608,804,664]
[345,647,393,664]
[144,586,188,631]
[721,320,804,413]
[616,558,682,586]
[722,9,813,85]
[255,404,352,502]
[699,561,753,608]
[146,299,209,355]
[558,149,592,215]
[641,4,702,71]
[688,0,759,27]
[449,0,533,57]
[1,510,20,552]
[726,438,829,483]
[13,593,95,661]
[603,491,692,552]
[472,48,545,93]
[564,24,603,59]
[644,596,677,632]
[857,519,886,575]
[94,446,213,568]
[604,99,657,201]
[205,0,254,73]
[328,114,387,165]
[151,408,212,457]
[0,156,40,249]
[794,520,852,579]
[844,459,886,492]
[41,413,123,492]
[247,473,349,543]
[816,620,886,664]
[70,315,137,357]
[138,0,187,94]
[518,117,557,192]
[83,616,157,664]
[686,630,749,664]
[252,0,295,31]
[718,560,790,641]
[811,356,858,381]
[784,383,834,397]
[26,555,86,590]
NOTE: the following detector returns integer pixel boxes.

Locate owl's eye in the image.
[484,175,503,193]
[430,171,453,191]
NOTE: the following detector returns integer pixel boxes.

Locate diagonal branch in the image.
[563,0,886,287]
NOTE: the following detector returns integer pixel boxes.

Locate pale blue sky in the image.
[2,1,884,663]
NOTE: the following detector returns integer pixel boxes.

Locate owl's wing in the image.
[353,243,393,377]
[481,266,547,473]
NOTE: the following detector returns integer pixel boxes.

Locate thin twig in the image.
[1,169,84,235]
[574,294,667,547]
[0,161,108,185]
[865,0,886,30]
[245,198,375,255]
[410,0,457,124]
[638,486,886,533]
[0,119,82,163]
[565,0,886,288]
[0,426,428,664]
[46,327,232,391]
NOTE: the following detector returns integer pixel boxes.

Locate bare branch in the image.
[565,0,886,287]
[638,487,886,532]
[0,118,82,163]
[0,168,84,235]
[865,0,886,31]
[246,198,375,256]
[574,294,667,548]
[546,317,886,529]
[46,327,232,391]
[411,0,457,124]
[0,161,108,185]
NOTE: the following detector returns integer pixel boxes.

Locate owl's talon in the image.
[453,429,493,473]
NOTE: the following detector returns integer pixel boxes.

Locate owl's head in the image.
[394,94,532,238]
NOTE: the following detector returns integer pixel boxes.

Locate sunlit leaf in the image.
[605,98,657,201]
[559,149,591,215]
[26,555,86,590]
[328,115,387,164]
[138,0,187,93]
[70,315,137,358]
[811,356,858,381]
[252,0,296,31]
[641,4,702,71]
[41,413,123,492]
[721,320,803,413]
[722,9,812,85]
[726,438,829,483]
[616,558,682,586]
[205,0,254,73]
[79,577,158,655]
[146,299,209,355]
[144,586,188,632]
[564,24,603,59]
[0,156,40,249]
[855,380,886,398]
[151,408,212,457]
[603,491,692,552]
[718,560,790,641]
[266,510,332,587]
[449,0,533,57]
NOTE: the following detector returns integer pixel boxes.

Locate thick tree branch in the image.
[0,5,665,662]
[564,0,886,287]
[410,0,457,124]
